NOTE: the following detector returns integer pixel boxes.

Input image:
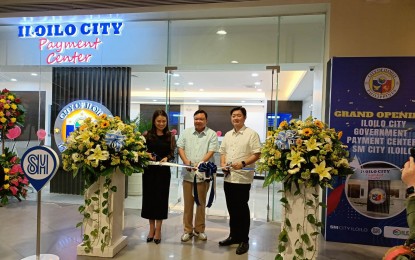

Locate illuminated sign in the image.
[54,100,112,152]
[17,22,124,65]
[18,23,123,38]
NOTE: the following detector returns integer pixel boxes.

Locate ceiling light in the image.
[251,73,258,77]
[216,30,227,35]
[10,78,17,81]
[145,88,150,91]
[174,82,180,85]
[241,100,246,103]
[196,100,200,102]
[172,73,180,77]
[257,89,262,92]
[188,82,194,85]
[199,89,204,91]
[254,82,261,86]
[31,73,38,76]
[231,60,239,64]
[153,99,157,102]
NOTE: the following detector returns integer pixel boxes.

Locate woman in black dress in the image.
[142,110,176,244]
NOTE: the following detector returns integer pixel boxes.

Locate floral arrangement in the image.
[61,114,149,253]
[0,88,25,132]
[258,116,354,189]
[257,116,354,260]
[0,147,29,205]
[62,114,149,186]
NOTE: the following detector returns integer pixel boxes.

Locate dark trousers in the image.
[224,182,251,243]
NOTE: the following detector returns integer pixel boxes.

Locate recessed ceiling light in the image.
[188,82,194,85]
[216,30,227,35]
[174,82,180,86]
[172,73,180,77]
[153,99,157,102]
[145,88,150,91]
[196,100,200,102]
[31,73,38,76]
[254,82,261,86]
[231,60,239,64]
[257,89,262,92]
[10,78,17,82]
[199,89,204,91]
[241,100,246,103]
[251,73,258,77]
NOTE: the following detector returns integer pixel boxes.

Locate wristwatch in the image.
[407,186,415,197]
[241,161,246,167]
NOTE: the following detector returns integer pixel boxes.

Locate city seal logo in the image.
[54,100,112,153]
[369,188,387,204]
[364,68,400,99]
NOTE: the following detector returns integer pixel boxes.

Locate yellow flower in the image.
[87,145,110,163]
[11,104,17,110]
[304,137,322,151]
[4,104,10,109]
[79,124,88,131]
[279,121,288,129]
[101,121,110,128]
[11,118,16,123]
[0,112,3,117]
[338,131,343,139]
[4,175,9,181]
[99,114,107,119]
[0,117,6,123]
[287,150,306,169]
[4,168,10,173]
[7,95,14,101]
[3,184,10,189]
[0,99,5,103]
[288,167,300,175]
[315,120,324,129]
[302,128,313,137]
[311,161,332,181]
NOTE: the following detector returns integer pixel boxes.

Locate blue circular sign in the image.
[21,146,60,192]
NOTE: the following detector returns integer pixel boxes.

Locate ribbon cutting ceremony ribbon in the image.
[194,162,217,208]
[147,161,254,171]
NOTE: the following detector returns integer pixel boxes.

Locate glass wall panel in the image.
[279,14,326,64]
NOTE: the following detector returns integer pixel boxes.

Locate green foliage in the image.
[257,117,355,259]
[77,175,117,254]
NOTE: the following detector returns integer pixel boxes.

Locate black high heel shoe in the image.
[147,231,155,243]
[154,238,161,244]
[146,237,154,243]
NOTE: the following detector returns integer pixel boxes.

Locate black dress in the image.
[141,133,175,220]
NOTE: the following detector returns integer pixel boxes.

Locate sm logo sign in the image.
[21,146,60,192]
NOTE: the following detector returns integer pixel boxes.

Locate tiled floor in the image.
[0,177,391,260]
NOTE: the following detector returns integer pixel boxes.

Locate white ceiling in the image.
[0,2,324,105]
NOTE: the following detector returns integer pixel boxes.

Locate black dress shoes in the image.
[219,237,237,246]
[236,242,249,255]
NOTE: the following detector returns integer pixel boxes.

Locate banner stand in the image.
[20,146,60,260]
[21,191,59,260]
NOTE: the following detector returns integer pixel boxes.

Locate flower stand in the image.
[77,170,127,257]
[282,185,320,259]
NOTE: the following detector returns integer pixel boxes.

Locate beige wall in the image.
[329,0,415,57]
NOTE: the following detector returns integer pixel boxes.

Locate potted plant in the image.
[257,116,354,260]
[61,114,149,256]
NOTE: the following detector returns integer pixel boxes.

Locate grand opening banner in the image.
[325,57,415,246]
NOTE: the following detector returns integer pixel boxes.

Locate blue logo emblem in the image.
[21,146,60,192]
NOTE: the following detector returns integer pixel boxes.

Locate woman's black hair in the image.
[146,109,171,141]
